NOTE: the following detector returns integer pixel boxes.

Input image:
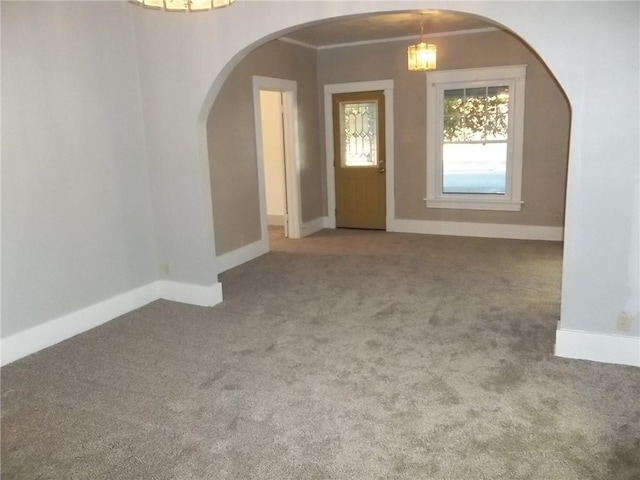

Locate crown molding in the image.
[280,27,499,51]
[278,36,318,50]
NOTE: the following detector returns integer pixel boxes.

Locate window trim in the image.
[425,65,527,211]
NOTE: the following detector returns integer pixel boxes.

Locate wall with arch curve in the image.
[2,1,637,365]
[133,0,639,361]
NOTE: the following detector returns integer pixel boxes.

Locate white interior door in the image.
[253,76,301,243]
[259,90,288,237]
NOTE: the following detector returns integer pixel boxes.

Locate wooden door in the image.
[333,91,386,230]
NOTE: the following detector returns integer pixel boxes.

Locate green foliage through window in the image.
[443,86,509,142]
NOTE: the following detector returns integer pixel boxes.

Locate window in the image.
[426,65,527,211]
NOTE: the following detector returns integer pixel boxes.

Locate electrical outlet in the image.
[162,264,170,276]
[554,213,563,224]
[616,311,632,332]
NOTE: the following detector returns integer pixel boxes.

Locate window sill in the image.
[425,197,523,212]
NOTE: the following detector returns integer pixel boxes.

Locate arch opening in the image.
[204,8,571,269]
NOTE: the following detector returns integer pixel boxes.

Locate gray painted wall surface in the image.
[207,40,321,256]
[131,0,640,338]
[318,30,571,226]
[1,1,638,345]
[209,28,570,259]
[1,2,157,337]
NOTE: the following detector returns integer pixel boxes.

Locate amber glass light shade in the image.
[407,42,437,71]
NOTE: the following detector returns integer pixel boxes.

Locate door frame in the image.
[324,80,395,229]
[252,76,302,240]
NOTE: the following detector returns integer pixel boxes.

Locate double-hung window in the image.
[425,65,527,211]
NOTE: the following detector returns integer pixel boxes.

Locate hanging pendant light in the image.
[407,15,437,71]
[131,0,234,12]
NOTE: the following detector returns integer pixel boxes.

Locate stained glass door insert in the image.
[342,102,378,167]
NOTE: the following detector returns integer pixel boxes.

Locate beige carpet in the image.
[2,228,639,479]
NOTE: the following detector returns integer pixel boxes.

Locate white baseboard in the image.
[158,280,223,307]
[216,217,330,274]
[555,327,640,367]
[216,238,268,274]
[301,216,330,237]
[388,219,564,241]
[1,280,223,366]
[324,216,336,229]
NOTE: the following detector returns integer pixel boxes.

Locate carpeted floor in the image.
[2,228,639,479]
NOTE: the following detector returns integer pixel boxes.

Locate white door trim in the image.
[324,80,395,229]
[252,76,302,239]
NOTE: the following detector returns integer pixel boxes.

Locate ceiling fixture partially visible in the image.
[131,0,234,12]
[407,14,437,71]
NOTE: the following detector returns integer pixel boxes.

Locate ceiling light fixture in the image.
[407,15,437,71]
[131,0,234,12]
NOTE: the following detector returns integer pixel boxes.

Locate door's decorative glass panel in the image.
[342,101,378,167]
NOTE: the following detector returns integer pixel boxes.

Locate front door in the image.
[332,91,386,230]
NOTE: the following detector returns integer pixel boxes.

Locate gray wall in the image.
[207,40,322,256]
[2,1,637,350]
[1,2,157,337]
[318,30,570,226]
[209,29,570,261]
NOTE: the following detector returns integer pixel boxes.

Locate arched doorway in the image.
[206,10,570,271]
[194,3,636,366]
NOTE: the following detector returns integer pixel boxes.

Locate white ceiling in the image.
[283,10,500,48]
